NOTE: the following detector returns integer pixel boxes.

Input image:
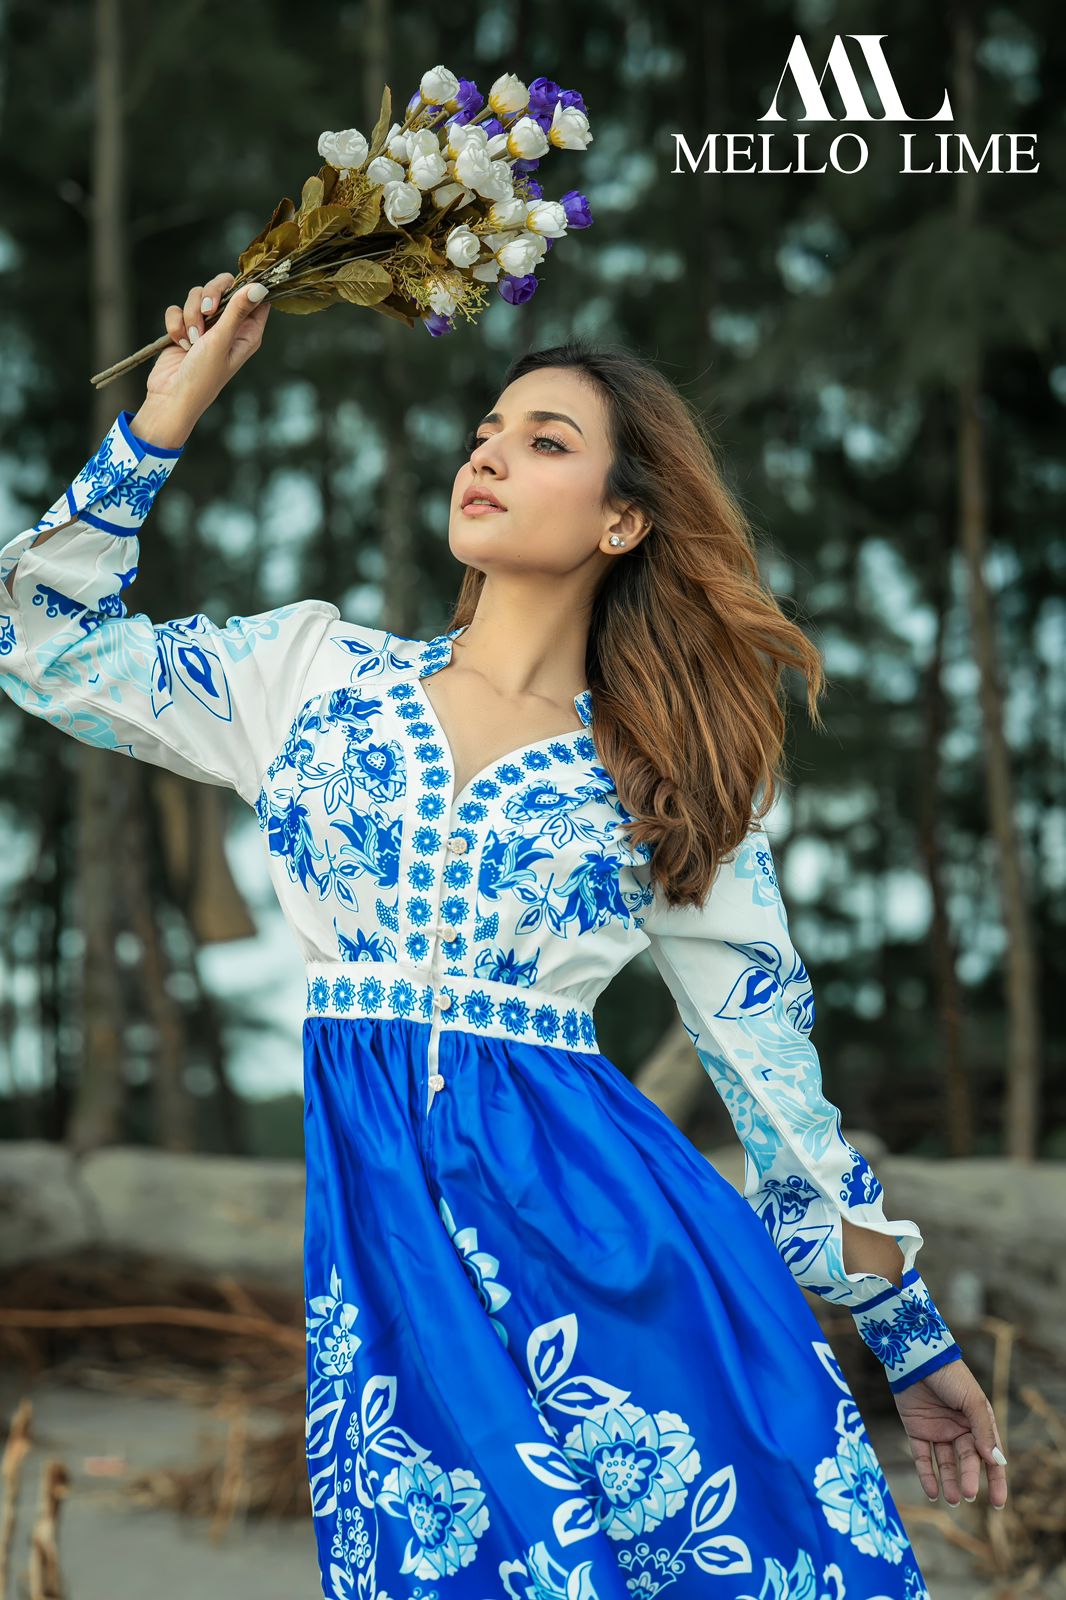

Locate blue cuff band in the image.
[117,408,186,460]
[852,1267,962,1388]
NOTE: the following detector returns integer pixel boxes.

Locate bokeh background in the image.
[0,2,1063,1597]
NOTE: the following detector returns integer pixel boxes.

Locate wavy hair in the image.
[447,337,827,908]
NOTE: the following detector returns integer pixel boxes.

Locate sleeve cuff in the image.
[117,408,186,460]
[851,1267,964,1393]
[30,410,184,540]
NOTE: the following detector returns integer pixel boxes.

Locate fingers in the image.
[164,274,240,353]
[933,1438,962,1505]
[164,303,191,352]
[907,1436,941,1502]
[972,1394,1009,1510]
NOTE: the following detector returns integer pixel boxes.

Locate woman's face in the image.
[449,367,633,574]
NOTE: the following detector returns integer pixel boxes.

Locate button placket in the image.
[426,831,468,1112]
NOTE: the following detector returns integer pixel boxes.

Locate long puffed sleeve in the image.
[0,409,339,807]
[643,823,964,1393]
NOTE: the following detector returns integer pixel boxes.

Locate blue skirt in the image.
[302,1017,931,1600]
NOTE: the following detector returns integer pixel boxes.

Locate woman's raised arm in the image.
[0,274,338,807]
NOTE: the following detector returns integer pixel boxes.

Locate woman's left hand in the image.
[892,1357,1009,1509]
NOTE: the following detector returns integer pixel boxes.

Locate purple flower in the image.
[498,274,538,305]
[557,88,588,115]
[424,311,455,336]
[529,110,555,134]
[512,158,541,175]
[523,176,543,199]
[560,190,593,228]
[407,91,422,115]
[481,114,505,138]
[456,78,484,114]
[528,76,562,117]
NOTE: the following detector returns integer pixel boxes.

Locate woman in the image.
[0,274,1008,1600]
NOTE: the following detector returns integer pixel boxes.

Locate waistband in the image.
[304,960,600,1053]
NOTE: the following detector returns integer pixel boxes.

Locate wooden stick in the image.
[0,1399,33,1600]
[0,1305,302,1353]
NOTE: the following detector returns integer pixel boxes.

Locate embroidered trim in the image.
[304,960,600,1052]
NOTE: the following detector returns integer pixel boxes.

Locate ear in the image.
[601,502,653,555]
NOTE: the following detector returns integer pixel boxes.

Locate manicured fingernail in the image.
[247,282,269,302]
[188,326,200,343]
[179,338,190,351]
[924,1493,938,1502]
[201,297,213,313]
[992,1447,1007,1466]
[963,1494,976,1502]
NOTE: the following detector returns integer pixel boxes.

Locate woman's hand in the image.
[893,1357,1009,1509]
[143,271,272,421]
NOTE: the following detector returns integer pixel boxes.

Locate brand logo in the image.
[759,33,951,123]
[672,33,1039,177]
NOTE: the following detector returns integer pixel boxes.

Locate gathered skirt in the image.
[301,1015,931,1600]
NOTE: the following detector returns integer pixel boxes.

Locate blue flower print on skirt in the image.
[300,1016,932,1600]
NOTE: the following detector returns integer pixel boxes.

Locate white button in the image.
[439,924,458,942]
[433,991,454,1012]
[429,1073,445,1091]
[447,835,468,855]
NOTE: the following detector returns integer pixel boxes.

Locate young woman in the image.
[0,274,1008,1600]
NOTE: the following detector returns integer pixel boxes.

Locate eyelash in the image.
[463,428,570,456]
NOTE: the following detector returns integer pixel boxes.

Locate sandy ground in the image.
[0,1368,1027,1600]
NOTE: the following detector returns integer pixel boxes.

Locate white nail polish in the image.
[201,297,213,313]
[188,326,200,343]
[179,338,190,352]
[992,1446,1008,1466]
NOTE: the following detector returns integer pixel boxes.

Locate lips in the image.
[462,485,506,511]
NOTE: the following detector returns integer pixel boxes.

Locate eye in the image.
[462,428,570,456]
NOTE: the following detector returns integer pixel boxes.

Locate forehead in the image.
[489,368,607,443]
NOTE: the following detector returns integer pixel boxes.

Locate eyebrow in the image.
[478,409,585,439]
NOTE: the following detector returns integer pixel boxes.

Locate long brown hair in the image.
[448,337,827,908]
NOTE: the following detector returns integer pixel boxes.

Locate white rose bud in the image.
[428,280,462,316]
[488,72,529,117]
[444,224,483,268]
[496,233,545,275]
[454,141,496,191]
[445,122,487,160]
[366,155,406,186]
[408,129,442,158]
[487,196,527,228]
[410,148,448,189]
[420,65,460,105]
[549,102,593,151]
[479,160,515,203]
[525,199,568,238]
[507,116,550,160]
[387,126,411,163]
[318,128,369,169]
[382,179,423,226]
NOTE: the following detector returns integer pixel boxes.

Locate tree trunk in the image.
[917,490,972,1155]
[952,2,1042,1158]
[68,0,135,1152]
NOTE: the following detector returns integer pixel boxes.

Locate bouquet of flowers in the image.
[91,65,593,388]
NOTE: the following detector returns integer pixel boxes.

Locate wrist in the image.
[851,1267,963,1393]
[128,396,200,451]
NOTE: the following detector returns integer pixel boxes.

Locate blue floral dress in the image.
[0,411,965,1600]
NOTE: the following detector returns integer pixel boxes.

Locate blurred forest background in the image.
[0,0,1063,1170]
